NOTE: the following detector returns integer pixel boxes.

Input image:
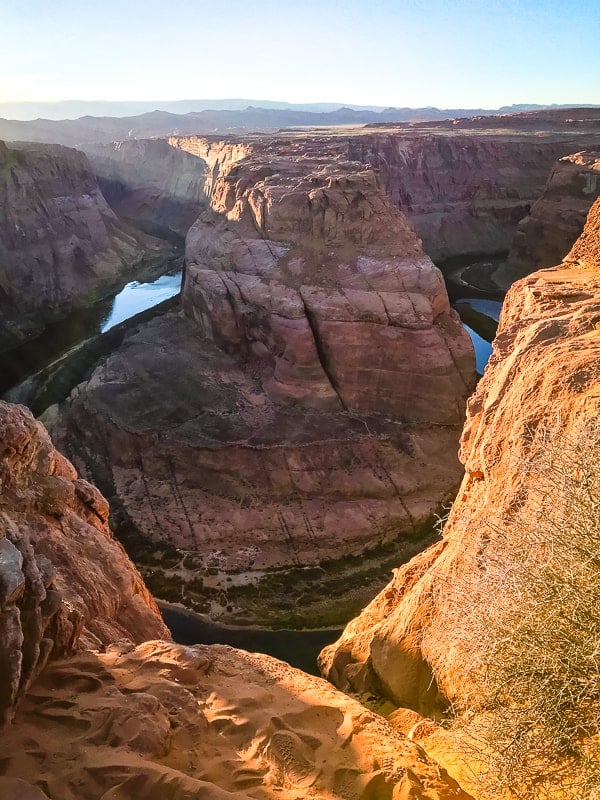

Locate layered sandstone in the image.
[321,199,600,718]
[347,133,600,261]
[0,401,170,727]
[83,138,208,239]
[497,149,600,288]
[0,140,170,351]
[54,136,475,625]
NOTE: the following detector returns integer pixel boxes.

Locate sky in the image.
[0,0,598,110]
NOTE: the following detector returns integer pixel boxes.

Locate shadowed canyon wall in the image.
[497,149,600,288]
[0,140,170,352]
[347,133,600,261]
[83,138,209,240]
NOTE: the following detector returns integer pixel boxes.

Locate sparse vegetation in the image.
[430,423,600,799]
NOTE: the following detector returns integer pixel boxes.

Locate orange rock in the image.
[322,198,600,714]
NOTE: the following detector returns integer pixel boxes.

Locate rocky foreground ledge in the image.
[0,401,469,799]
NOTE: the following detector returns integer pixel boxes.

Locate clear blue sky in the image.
[0,0,598,108]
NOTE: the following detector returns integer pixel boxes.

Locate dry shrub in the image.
[427,422,600,799]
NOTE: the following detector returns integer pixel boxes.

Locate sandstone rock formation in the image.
[83,138,208,239]
[348,133,600,261]
[54,136,475,625]
[321,197,600,715]
[0,401,170,728]
[0,640,471,799]
[0,140,170,351]
[497,150,600,288]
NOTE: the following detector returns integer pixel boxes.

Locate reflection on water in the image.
[101,273,182,332]
[454,296,503,374]
[0,272,182,398]
[464,324,494,374]
[160,602,342,676]
[456,297,502,322]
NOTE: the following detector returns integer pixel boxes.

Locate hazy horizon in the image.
[3,97,597,123]
[2,0,599,114]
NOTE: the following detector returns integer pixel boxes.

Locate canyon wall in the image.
[497,149,600,288]
[321,198,600,720]
[53,135,475,625]
[0,401,170,727]
[0,140,170,352]
[348,133,600,261]
[83,138,208,239]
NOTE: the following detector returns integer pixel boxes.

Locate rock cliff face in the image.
[497,149,600,288]
[0,401,170,727]
[347,133,600,262]
[54,136,475,625]
[321,198,600,717]
[0,140,170,352]
[83,138,208,239]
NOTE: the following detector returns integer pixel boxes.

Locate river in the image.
[160,602,342,676]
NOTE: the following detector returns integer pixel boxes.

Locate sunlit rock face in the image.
[0,140,169,352]
[497,149,600,288]
[321,198,600,716]
[54,134,475,625]
[0,401,170,728]
[0,640,471,800]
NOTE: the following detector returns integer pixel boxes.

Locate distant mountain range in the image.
[1,103,599,148]
[2,99,595,122]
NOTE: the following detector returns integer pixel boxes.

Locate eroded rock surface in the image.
[0,140,170,351]
[0,640,470,800]
[348,133,600,262]
[55,136,475,625]
[0,401,170,726]
[497,149,600,288]
[321,198,600,716]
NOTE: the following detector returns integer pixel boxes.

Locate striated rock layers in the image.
[497,149,600,288]
[0,401,169,727]
[347,132,600,262]
[55,137,475,625]
[83,138,208,240]
[321,198,600,718]
[0,140,170,352]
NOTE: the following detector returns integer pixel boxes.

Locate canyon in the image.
[496,148,600,287]
[0,140,175,352]
[52,134,476,626]
[1,107,600,798]
[0,400,469,800]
